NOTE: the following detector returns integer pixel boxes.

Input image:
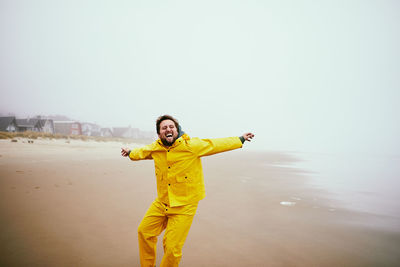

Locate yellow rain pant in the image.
[138,199,198,267]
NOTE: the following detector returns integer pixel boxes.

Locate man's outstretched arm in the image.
[121,145,154,160]
[193,132,255,157]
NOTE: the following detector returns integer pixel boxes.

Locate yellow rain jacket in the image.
[129,134,243,207]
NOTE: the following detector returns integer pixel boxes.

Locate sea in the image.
[290,151,400,231]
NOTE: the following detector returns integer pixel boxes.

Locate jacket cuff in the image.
[239,136,245,144]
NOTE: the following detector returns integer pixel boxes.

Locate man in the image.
[121,115,254,267]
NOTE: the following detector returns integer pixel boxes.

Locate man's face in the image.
[158,119,178,146]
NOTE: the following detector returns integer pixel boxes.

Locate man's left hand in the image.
[242,133,255,142]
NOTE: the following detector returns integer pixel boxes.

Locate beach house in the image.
[54,121,82,135]
[0,117,18,132]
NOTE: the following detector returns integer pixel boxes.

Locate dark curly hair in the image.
[156,115,179,134]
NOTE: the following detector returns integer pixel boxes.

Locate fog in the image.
[1,0,399,154]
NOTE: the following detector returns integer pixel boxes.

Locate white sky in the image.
[1,0,399,154]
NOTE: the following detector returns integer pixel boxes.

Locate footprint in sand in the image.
[16,170,24,173]
[54,184,59,188]
[34,186,40,190]
[10,186,16,190]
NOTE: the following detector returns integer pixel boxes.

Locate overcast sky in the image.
[1,0,399,154]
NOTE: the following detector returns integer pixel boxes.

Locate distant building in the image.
[1,116,54,133]
[140,130,157,139]
[113,126,143,138]
[54,121,82,135]
[112,126,156,139]
[100,128,113,137]
[16,118,42,132]
[0,117,18,132]
[81,122,101,136]
[112,127,135,138]
[39,119,55,134]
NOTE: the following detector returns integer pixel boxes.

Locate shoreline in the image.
[288,150,400,232]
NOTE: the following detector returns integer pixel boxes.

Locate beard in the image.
[160,134,178,146]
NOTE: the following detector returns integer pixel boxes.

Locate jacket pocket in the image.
[176,174,189,183]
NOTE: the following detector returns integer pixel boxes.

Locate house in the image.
[81,122,101,136]
[15,117,55,133]
[140,130,157,139]
[112,126,141,138]
[39,119,55,134]
[112,126,156,139]
[54,121,82,135]
[100,128,113,137]
[112,127,130,138]
[0,116,18,132]
[16,118,42,132]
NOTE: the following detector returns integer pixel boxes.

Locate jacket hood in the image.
[178,125,185,138]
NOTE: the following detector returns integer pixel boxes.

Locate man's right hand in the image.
[121,148,130,157]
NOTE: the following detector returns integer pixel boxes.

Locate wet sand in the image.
[0,139,399,266]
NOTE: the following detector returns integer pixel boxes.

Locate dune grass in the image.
[0,131,153,144]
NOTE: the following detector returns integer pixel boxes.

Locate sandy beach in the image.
[0,139,399,266]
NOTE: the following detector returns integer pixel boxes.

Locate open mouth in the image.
[166,134,173,138]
